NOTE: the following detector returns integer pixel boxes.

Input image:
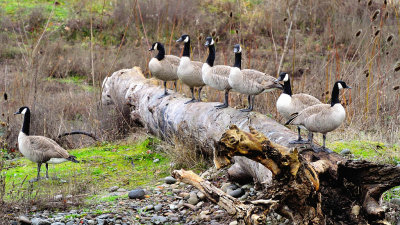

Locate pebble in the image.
[51,223,65,225]
[229,221,238,225]
[18,215,31,224]
[31,218,51,225]
[128,189,145,199]
[151,215,167,224]
[154,204,162,211]
[391,198,400,206]
[165,176,177,184]
[117,188,127,192]
[197,192,206,200]
[340,149,351,155]
[228,188,244,198]
[109,186,119,192]
[188,192,199,205]
[153,158,160,163]
[169,204,178,210]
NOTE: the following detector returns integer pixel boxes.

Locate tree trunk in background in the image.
[103,68,400,224]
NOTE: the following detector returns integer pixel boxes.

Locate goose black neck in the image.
[22,110,30,135]
[182,41,191,57]
[283,78,292,96]
[331,83,340,106]
[155,44,165,60]
[233,52,241,69]
[206,45,215,67]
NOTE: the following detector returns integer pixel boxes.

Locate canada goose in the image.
[148,42,180,98]
[202,37,232,108]
[276,72,321,144]
[14,107,79,182]
[228,44,282,112]
[285,81,351,151]
[176,34,205,104]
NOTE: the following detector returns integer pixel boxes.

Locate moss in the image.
[2,137,171,202]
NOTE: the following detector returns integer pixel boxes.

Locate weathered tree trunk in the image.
[103,68,400,224]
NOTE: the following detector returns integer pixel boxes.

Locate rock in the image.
[221,183,231,193]
[169,204,178,210]
[153,158,160,163]
[54,194,63,201]
[228,188,244,198]
[154,204,162,211]
[117,188,127,192]
[11,221,18,225]
[65,221,74,225]
[109,186,119,192]
[229,221,238,225]
[96,219,105,225]
[197,192,206,200]
[340,149,351,155]
[128,189,145,199]
[31,218,51,225]
[18,215,31,224]
[51,223,65,225]
[391,198,400,206]
[188,192,199,205]
[351,205,361,216]
[143,205,154,211]
[151,216,167,224]
[165,176,177,184]
[97,214,111,219]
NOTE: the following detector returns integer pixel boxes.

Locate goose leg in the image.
[185,87,196,104]
[289,127,309,144]
[240,95,253,112]
[30,163,42,182]
[215,90,229,109]
[174,80,177,92]
[312,134,333,153]
[197,86,203,102]
[158,81,169,99]
[45,163,49,179]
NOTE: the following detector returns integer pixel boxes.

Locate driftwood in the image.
[103,68,400,224]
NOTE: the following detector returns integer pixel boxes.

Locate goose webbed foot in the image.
[215,103,228,109]
[289,138,310,144]
[29,177,42,182]
[311,146,333,153]
[240,108,252,112]
[184,98,197,104]
[158,92,169,99]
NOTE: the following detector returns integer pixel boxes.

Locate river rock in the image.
[128,189,145,199]
[165,176,177,184]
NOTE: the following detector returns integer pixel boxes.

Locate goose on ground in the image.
[276,72,321,144]
[285,81,351,152]
[202,37,233,108]
[148,42,180,98]
[176,34,205,104]
[228,44,282,112]
[14,107,79,182]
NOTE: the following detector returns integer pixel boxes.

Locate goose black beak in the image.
[148,48,153,51]
[176,37,183,43]
[347,86,352,89]
[14,111,20,115]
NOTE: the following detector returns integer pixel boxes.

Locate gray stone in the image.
[11,221,18,225]
[65,221,74,225]
[188,192,199,205]
[51,223,65,225]
[229,221,238,225]
[151,216,167,224]
[221,183,232,192]
[197,192,206,200]
[165,176,177,184]
[87,220,95,225]
[169,204,178,210]
[97,214,111,219]
[18,215,31,224]
[153,158,160,163]
[109,186,119,192]
[143,205,154,211]
[228,188,244,198]
[128,189,145,199]
[31,218,51,225]
[117,188,127,192]
[391,198,400,206]
[54,194,63,201]
[97,219,105,225]
[340,149,351,155]
[154,204,162,211]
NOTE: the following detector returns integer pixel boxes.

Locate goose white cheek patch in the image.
[21,108,27,115]
[184,36,189,43]
[210,39,214,45]
[153,43,158,50]
[283,74,289,82]
[338,83,343,89]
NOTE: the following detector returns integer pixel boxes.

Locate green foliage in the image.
[2,137,171,203]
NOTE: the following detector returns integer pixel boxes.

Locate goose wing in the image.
[164,55,181,67]
[289,104,330,125]
[291,94,321,110]
[28,136,70,159]
[211,65,231,77]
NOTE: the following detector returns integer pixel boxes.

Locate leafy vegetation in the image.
[2,137,170,204]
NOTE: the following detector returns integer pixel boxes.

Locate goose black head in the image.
[277,72,289,82]
[205,37,214,47]
[149,42,161,51]
[233,44,242,53]
[14,106,30,115]
[176,34,190,43]
[335,81,352,90]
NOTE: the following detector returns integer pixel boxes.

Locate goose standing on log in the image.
[276,72,321,144]
[202,37,232,108]
[228,44,282,112]
[14,107,79,182]
[148,42,180,98]
[285,81,351,152]
[176,34,205,104]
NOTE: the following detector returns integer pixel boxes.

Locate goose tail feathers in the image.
[285,112,299,125]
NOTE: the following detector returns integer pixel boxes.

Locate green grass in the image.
[327,140,400,165]
[46,75,95,92]
[2,137,171,203]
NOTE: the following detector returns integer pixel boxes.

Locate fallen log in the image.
[103,68,400,224]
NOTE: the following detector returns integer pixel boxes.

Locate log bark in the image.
[103,68,400,224]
